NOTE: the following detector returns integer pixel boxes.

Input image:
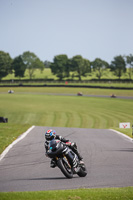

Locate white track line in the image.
[110,129,133,142]
[0,125,35,161]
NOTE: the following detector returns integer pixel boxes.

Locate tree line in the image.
[0,50,133,81]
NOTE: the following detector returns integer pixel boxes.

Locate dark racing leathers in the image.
[45,135,83,168]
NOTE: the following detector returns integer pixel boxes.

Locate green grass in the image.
[115,128,133,138]
[0,92,133,130]
[0,187,133,200]
[0,94,133,128]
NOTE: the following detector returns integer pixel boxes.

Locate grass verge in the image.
[0,187,133,200]
[114,128,133,138]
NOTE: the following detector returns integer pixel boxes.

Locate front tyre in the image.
[77,163,87,177]
[57,158,73,179]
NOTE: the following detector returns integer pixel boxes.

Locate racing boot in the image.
[77,153,84,165]
[72,148,84,165]
[50,159,56,168]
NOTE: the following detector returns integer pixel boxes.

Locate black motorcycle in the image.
[47,139,87,179]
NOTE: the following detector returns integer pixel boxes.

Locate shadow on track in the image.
[11,176,79,181]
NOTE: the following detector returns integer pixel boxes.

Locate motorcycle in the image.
[47,139,87,179]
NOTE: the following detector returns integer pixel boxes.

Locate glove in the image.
[66,141,71,146]
[71,142,77,149]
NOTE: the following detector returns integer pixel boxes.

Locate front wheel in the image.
[77,163,87,177]
[57,158,73,179]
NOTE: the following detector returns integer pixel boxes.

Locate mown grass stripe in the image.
[0,94,133,129]
[103,110,133,127]
[78,113,93,128]
[65,112,73,127]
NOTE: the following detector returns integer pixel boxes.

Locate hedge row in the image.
[1,78,133,83]
[0,84,133,90]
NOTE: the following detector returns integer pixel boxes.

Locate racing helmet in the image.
[45,129,56,141]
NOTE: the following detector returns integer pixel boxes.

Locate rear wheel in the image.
[57,158,73,179]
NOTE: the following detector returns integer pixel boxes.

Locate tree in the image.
[91,58,109,79]
[44,60,51,68]
[110,55,126,79]
[12,55,26,78]
[71,55,91,81]
[0,51,12,80]
[50,54,69,80]
[21,51,44,79]
[33,57,45,73]
[126,54,133,79]
[82,58,91,76]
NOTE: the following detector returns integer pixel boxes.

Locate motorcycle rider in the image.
[45,129,83,168]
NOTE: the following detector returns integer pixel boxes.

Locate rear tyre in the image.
[57,158,73,179]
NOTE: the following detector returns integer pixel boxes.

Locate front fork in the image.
[55,155,71,169]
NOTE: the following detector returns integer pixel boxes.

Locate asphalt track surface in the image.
[1,91,133,99]
[0,126,133,192]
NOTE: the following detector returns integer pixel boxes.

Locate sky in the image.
[0,0,133,64]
